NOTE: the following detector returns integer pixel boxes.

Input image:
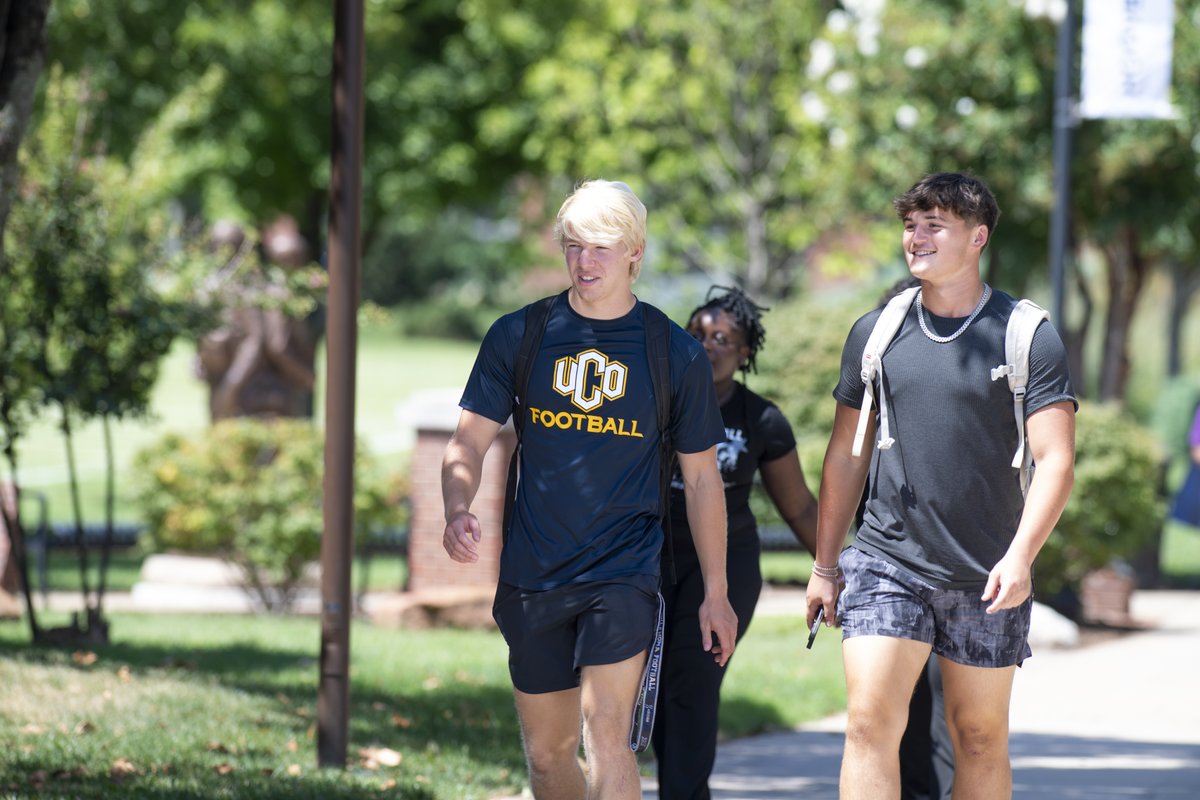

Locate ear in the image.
[972,225,989,249]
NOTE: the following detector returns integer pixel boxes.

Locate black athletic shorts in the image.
[492,575,659,694]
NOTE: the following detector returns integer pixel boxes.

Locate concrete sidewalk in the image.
[641,589,1200,799]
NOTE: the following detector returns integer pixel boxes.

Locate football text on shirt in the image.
[527,348,644,437]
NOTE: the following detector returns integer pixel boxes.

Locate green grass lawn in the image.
[0,610,846,799]
[759,551,815,586]
[1160,521,1200,585]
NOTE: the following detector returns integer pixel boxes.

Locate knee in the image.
[950,720,1009,763]
[523,730,580,776]
[582,714,628,756]
[844,714,885,750]
[844,703,907,750]
[581,710,636,765]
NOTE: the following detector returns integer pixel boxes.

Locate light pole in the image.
[318,0,364,769]
[1048,0,1077,328]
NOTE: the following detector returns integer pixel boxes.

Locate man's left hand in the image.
[982,555,1033,614]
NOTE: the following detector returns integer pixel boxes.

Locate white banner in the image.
[1080,0,1176,119]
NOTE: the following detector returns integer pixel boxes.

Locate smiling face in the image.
[902,207,989,285]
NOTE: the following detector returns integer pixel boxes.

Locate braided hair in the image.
[687,285,768,374]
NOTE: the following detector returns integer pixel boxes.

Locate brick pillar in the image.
[406,392,513,593]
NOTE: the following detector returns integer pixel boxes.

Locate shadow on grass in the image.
[1,630,525,798]
[3,634,524,753]
[7,760,437,800]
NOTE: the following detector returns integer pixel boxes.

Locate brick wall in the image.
[407,426,515,593]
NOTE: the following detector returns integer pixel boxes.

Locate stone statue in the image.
[195,217,321,421]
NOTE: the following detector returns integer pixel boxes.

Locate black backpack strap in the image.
[641,302,677,584]
[502,293,559,541]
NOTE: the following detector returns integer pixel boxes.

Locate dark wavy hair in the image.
[893,172,1000,244]
[687,285,768,374]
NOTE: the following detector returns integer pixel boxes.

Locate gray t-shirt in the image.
[833,289,1076,590]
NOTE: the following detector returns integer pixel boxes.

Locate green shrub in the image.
[1036,402,1165,599]
[753,289,869,445]
[392,291,503,341]
[134,419,405,611]
[748,288,872,531]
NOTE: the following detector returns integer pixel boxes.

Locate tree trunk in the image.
[1098,226,1150,403]
[59,408,93,609]
[96,416,116,611]
[0,0,51,254]
[1062,257,1093,399]
[1167,259,1200,378]
[741,195,769,298]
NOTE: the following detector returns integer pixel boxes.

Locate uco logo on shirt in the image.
[553,349,627,412]
[527,348,643,438]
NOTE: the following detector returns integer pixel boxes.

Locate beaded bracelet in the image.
[811,563,841,579]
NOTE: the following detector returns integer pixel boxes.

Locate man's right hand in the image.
[443,510,483,563]
[805,573,840,631]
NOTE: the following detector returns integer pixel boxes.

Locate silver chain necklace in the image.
[916,284,992,343]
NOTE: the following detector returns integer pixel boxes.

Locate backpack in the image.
[502,292,677,576]
[852,287,1049,497]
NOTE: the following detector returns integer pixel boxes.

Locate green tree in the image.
[1071,4,1200,399]
[0,1,50,241]
[811,0,1200,403]
[7,70,212,641]
[0,0,51,642]
[46,0,569,304]
[518,0,840,297]
[810,2,1061,290]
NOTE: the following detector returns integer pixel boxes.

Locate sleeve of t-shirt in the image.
[831,309,881,409]
[1023,320,1078,418]
[459,310,522,425]
[757,400,798,463]
[669,335,726,455]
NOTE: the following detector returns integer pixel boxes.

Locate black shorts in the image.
[492,576,659,694]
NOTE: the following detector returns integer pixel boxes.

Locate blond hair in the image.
[553,180,647,280]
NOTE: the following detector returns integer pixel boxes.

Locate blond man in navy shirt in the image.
[443,180,738,799]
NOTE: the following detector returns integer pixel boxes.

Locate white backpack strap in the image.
[990,299,1049,496]
[853,287,918,457]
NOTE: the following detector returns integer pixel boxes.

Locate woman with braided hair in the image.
[651,285,818,799]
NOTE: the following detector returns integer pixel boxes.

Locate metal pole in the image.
[317,0,364,769]
[1048,0,1077,326]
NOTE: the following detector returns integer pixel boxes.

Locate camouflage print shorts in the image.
[837,547,1032,668]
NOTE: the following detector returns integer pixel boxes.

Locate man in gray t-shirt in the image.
[806,173,1077,799]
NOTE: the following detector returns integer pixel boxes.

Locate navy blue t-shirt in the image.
[461,293,725,590]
